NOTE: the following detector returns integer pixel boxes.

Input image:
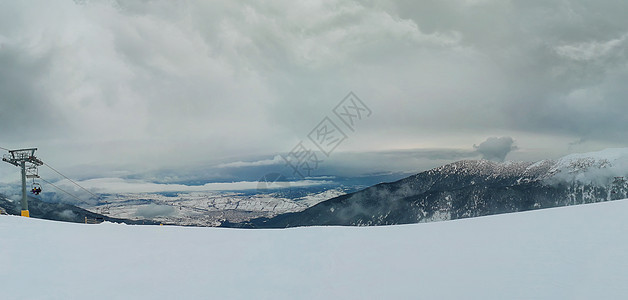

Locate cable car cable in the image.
[41,161,100,199]
[36,176,86,204]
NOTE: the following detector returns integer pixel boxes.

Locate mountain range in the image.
[2,148,627,228]
[229,148,628,228]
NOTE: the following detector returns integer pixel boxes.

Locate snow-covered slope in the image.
[2,199,628,299]
[545,148,628,185]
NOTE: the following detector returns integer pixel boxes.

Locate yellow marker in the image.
[21,210,30,218]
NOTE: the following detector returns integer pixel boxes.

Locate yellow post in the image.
[21,210,30,217]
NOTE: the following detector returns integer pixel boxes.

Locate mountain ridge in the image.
[228,148,628,228]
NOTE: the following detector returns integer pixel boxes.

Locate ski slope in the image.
[1,200,628,300]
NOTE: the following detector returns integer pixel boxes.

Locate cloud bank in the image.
[53,177,330,194]
[1,0,627,185]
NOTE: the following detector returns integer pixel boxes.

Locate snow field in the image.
[1,199,628,299]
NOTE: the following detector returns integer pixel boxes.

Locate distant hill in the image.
[0,194,158,225]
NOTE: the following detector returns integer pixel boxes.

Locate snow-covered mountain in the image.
[239,148,628,228]
[3,149,626,228]
[2,199,627,299]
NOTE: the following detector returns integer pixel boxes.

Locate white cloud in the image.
[216,155,284,168]
[53,177,330,194]
[555,34,627,61]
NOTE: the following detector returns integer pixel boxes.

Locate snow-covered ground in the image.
[85,188,347,226]
[2,200,628,299]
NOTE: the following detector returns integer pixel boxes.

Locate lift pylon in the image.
[2,148,44,217]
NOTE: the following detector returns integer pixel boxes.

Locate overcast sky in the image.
[1,0,627,186]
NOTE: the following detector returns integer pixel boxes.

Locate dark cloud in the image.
[390,0,628,144]
[474,137,517,162]
[1,0,628,186]
[0,45,65,142]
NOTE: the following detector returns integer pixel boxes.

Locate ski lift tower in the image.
[2,148,43,217]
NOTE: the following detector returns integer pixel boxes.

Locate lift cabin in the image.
[27,166,42,195]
